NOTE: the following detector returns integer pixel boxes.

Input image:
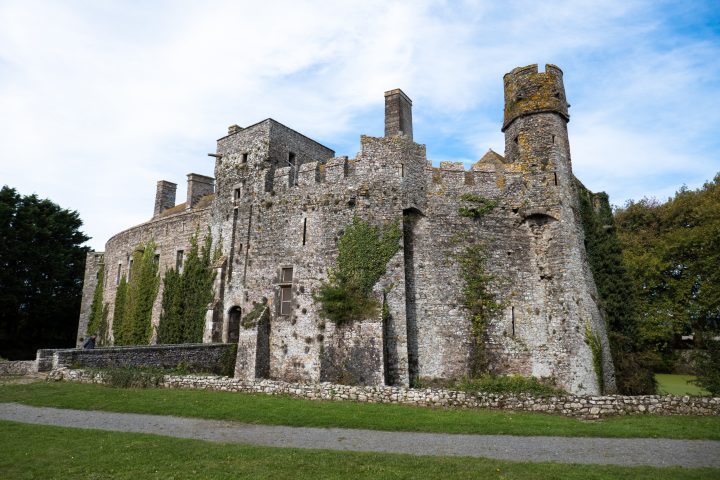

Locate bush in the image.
[453,374,566,396]
[693,339,720,395]
[103,367,164,389]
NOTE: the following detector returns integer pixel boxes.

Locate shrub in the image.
[104,367,164,389]
[693,339,720,395]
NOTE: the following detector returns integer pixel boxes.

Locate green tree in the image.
[157,231,217,344]
[576,182,656,394]
[0,186,89,359]
[615,174,720,349]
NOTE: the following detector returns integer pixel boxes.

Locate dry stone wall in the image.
[53,368,720,421]
[51,344,235,374]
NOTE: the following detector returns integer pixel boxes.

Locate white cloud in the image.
[0,0,718,249]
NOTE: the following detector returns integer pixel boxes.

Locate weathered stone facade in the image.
[78,64,616,395]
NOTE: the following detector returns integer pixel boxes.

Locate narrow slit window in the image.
[553,172,558,186]
[511,306,515,337]
[176,250,184,271]
[241,153,249,163]
[116,263,122,285]
[233,187,241,204]
[302,218,307,245]
[551,134,556,144]
[399,163,404,177]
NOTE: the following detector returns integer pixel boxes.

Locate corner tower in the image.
[495,64,616,394]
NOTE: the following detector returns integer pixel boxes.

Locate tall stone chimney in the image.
[154,180,177,217]
[384,88,413,141]
[186,173,215,209]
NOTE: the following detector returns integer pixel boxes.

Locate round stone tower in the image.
[497,64,616,394]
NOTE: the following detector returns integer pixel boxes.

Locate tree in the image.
[157,231,217,344]
[0,186,89,359]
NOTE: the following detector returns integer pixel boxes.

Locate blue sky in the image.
[1,0,718,250]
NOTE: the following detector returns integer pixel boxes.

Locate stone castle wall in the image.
[77,64,616,395]
[76,251,104,345]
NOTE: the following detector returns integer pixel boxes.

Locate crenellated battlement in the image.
[503,63,569,132]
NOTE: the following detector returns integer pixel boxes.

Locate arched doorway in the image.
[227,306,241,344]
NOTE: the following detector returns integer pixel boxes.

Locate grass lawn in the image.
[0,381,718,440]
[655,374,710,396]
[0,421,716,480]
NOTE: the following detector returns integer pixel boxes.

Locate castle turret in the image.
[384,88,413,141]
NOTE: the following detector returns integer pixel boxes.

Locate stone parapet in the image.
[52,368,720,420]
[0,360,37,375]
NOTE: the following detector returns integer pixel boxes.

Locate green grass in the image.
[655,374,710,396]
[0,421,716,479]
[1,381,719,440]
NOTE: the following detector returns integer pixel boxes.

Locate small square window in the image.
[281,267,293,283]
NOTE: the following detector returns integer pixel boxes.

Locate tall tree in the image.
[0,186,89,359]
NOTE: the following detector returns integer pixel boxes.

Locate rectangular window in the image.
[154,254,160,267]
[242,153,249,163]
[280,286,293,315]
[302,218,307,246]
[279,266,293,316]
[233,187,241,204]
[176,250,184,271]
[281,267,293,283]
[398,163,404,177]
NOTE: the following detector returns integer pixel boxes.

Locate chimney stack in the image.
[384,88,413,141]
[154,181,177,217]
[186,173,215,209]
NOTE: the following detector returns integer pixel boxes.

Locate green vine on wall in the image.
[241,299,270,330]
[315,216,401,325]
[458,193,498,218]
[584,320,604,393]
[157,230,219,344]
[86,266,109,345]
[456,243,503,376]
[114,241,159,345]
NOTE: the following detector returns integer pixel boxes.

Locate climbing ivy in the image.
[157,231,218,344]
[114,241,159,345]
[584,320,604,393]
[241,299,270,330]
[458,193,497,218]
[456,243,503,376]
[112,275,128,344]
[86,267,109,345]
[315,216,401,325]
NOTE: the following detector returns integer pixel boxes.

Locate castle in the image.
[78,64,616,395]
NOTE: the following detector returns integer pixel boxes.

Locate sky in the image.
[1,0,719,250]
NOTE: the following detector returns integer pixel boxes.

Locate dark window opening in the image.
[399,163,404,177]
[241,153,248,163]
[288,152,297,187]
[553,172,558,186]
[513,136,518,144]
[551,134,556,144]
[154,254,160,267]
[228,306,241,343]
[302,218,307,245]
[511,306,515,337]
[176,250,184,271]
[233,187,241,204]
[116,263,121,285]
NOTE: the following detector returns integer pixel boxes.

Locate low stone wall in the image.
[51,368,720,420]
[51,344,237,375]
[37,349,65,372]
[0,360,37,376]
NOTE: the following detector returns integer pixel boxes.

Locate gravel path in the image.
[1,402,719,468]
